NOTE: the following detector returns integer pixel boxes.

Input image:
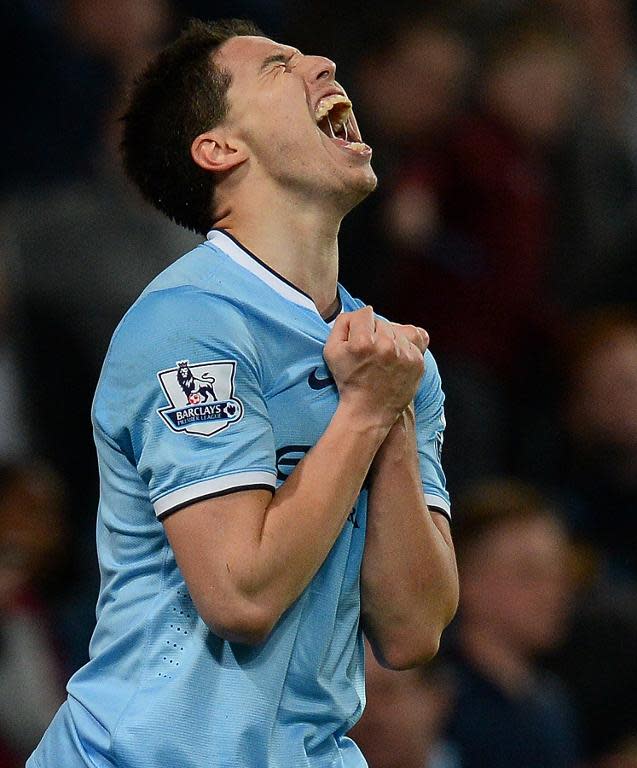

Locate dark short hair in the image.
[121,18,263,235]
[452,478,558,561]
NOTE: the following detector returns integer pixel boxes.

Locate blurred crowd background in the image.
[2,0,637,766]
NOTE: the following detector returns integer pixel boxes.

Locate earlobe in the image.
[191,131,248,173]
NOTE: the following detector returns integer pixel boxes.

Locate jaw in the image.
[317,126,377,205]
[236,100,377,217]
[310,93,377,203]
[311,102,377,209]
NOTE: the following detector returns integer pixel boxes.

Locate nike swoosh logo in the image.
[308,368,335,390]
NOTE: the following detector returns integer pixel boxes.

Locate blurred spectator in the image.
[4,0,193,376]
[380,12,582,361]
[339,10,473,326]
[283,0,428,86]
[559,308,637,584]
[550,0,637,310]
[354,12,474,171]
[344,11,584,492]
[350,642,457,768]
[544,571,637,767]
[2,0,172,193]
[2,0,199,668]
[443,478,579,768]
[0,464,67,767]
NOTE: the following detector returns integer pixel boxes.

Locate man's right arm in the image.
[163,307,426,644]
[163,403,385,644]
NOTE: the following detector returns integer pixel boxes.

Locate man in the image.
[443,479,578,768]
[28,19,458,768]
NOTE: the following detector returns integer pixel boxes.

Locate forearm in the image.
[229,404,390,622]
[165,307,430,645]
[361,408,459,669]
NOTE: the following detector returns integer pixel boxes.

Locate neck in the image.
[214,182,342,318]
[458,622,534,696]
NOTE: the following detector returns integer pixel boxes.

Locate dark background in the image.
[1,1,636,766]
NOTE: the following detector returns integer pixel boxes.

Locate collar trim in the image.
[207,229,321,315]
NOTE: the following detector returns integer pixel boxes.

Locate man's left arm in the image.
[360,350,459,670]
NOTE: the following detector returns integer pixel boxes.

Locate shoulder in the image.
[96,285,263,409]
[112,285,253,353]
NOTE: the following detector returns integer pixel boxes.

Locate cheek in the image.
[507,578,569,638]
[248,111,317,159]
[467,572,536,628]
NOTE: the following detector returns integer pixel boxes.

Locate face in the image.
[462,516,572,654]
[214,35,377,212]
[570,329,637,449]
[359,25,470,141]
[490,43,582,144]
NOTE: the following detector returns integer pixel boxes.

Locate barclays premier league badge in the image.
[157,360,244,437]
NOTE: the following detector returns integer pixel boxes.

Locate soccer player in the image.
[28,19,459,768]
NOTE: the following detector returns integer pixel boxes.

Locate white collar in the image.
[206,229,342,323]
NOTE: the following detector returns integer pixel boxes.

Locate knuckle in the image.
[375,320,393,339]
[376,335,396,355]
[404,323,418,337]
[350,335,374,355]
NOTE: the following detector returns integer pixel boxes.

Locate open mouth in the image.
[314,93,371,155]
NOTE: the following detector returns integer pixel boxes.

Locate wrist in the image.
[373,406,417,465]
[333,399,396,444]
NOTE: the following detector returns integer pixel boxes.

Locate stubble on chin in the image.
[338,163,378,215]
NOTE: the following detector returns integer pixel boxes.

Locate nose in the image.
[307,55,336,83]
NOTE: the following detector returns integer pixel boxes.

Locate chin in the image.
[339,164,378,213]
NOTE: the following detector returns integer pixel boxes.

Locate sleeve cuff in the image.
[154,470,277,519]
[425,493,451,522]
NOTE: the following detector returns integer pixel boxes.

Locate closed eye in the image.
[278,54,296,74]
[260,51,297,75]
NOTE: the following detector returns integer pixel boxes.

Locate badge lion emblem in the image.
[176,361,217,404]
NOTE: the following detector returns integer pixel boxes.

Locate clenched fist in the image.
[324,306,428,430]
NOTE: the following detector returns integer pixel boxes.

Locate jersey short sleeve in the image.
[93,286,277,519]
[415,351,451,521]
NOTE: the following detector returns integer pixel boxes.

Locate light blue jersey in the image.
[29,230,450,768]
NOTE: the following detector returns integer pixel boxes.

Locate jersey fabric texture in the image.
[28,229,450,768]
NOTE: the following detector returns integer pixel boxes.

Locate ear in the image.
[191,130,248,174]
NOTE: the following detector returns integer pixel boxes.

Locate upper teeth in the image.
[314,94,352,129]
